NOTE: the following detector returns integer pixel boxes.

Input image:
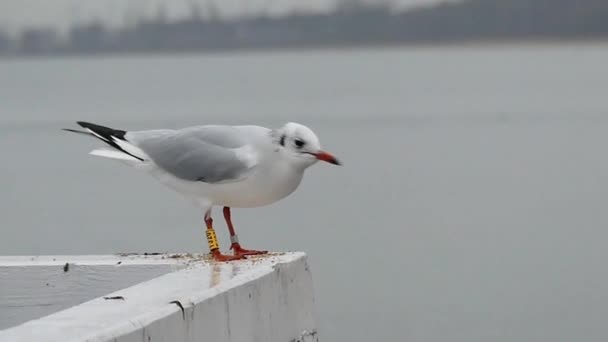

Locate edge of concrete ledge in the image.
[0,252,317,342]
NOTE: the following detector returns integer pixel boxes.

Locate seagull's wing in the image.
[127,126,258,184]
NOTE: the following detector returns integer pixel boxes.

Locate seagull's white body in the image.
[71,122,338,214]
[136,127,305,209]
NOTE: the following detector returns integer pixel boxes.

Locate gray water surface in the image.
[1,44,608,341]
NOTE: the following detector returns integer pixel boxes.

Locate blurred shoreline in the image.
[1,0,608,59]
[1,37,607,62]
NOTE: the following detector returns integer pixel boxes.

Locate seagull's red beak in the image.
[314,151,341,165]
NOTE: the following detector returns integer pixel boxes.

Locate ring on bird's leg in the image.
[230,234,239,245]
[206,228,220,251]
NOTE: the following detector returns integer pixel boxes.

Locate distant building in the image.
[68,23,108,53]
[19,28,59,55]
[0,32,13,54]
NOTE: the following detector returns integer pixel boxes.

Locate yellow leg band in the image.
[206,228,220,251]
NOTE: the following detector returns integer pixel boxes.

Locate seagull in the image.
[64,121,340,261]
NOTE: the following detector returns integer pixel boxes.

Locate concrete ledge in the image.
[1,254,187,330]
[0,252,317,342]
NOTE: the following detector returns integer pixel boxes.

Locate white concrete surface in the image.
[0,252,316,342]
[0,254,188,330]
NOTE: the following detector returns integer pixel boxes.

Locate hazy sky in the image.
[0,0,440,33]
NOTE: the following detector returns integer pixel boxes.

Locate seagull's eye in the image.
[294,139,306,148]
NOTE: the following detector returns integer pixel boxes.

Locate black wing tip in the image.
[69,121,143,161]
[75,121,127,140]
[76,121,99,130]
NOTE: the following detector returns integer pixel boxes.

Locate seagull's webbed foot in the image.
[211,249,247,262]
[222,207,268,257]
[231,243,268,256]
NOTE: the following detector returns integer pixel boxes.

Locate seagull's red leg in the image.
[204,210,245,261]
[223,206,268,256]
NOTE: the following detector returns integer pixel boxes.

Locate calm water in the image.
[2,44,608,341]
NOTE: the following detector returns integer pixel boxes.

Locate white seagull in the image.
[64,121,340,261]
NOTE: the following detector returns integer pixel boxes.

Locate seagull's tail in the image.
[63,121,146,162]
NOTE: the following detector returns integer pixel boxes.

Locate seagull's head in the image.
[275,122,340,169]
